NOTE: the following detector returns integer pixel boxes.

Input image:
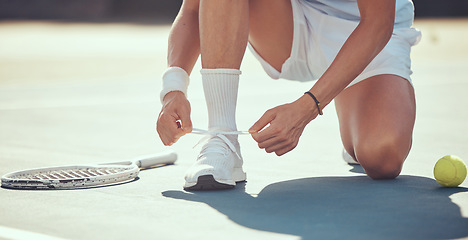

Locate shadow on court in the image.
[349,164,366,174]
[163,176,468,240]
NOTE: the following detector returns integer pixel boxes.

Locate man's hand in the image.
[157,91,193,146]
[249,95,318,156]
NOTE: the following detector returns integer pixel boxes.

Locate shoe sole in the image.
[184,167,247,191]
[184,175,236,191]
[342,149,360,165]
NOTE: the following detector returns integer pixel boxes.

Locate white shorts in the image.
[248,0,422,88]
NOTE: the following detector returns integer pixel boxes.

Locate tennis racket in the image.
[1,151,177,190]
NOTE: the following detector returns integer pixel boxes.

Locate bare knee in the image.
[355,136,411,180]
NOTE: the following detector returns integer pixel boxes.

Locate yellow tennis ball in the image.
[434,155,467,187]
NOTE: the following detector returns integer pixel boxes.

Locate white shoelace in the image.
[191,128,250,159]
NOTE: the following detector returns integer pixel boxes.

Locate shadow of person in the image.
[348,164,366,174]
[163,175,468,240]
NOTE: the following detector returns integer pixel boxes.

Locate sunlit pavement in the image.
[0,19,467,240]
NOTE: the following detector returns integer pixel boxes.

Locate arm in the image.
[167,0,201,73]
[157,0,201,146]
[250,0,396,155]
[307,0,395,110]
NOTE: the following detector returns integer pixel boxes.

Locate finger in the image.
[179,113,192,134]
[257,135,285,150]
[249,110,275,134]
[273,143,297,156]
[159,123,179,146]
[156,121,170,145]
[169,120,187,143]
[164,126,185,146]
[266,139,297,155]
[252,122,285,143]
[158,115,183,145]
[171,128,186,144]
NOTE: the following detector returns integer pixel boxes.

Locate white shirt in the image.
[303,0,416,28]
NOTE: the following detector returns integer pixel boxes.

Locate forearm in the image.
[308,18,394,111]
[167,2,201,75]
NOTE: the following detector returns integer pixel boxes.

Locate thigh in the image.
[334,75,416,159]
[248,0,294,72]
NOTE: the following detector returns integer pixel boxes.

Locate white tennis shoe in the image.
[184,131,246,191]
[343,148,360,165]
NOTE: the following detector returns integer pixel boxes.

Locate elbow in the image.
[360,18,394,47]
[373,23,393,54]
[375,14,394,44]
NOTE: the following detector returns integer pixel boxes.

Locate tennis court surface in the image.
[0,19,467,240]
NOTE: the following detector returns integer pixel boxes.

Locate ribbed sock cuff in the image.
[201,68,241,132]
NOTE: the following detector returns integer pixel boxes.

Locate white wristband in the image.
[160,67,190,104]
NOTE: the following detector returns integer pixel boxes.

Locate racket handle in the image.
[136,151,177,168]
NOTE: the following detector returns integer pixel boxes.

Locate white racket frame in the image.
[1,151,177,190]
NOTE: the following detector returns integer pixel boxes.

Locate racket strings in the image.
[13,167,127,180]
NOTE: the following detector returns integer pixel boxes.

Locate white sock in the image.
[201,68,241,133]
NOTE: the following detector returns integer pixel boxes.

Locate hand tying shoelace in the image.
[190,128,250,160]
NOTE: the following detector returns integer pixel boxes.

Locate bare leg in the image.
[194,0,293,74]
[199,0,249,69]
[197,0,294,132]
[184,0,294,190]
[249,0,294,71]
[335,75,416,179]
[185,0,251,190]
[168,0,293,73]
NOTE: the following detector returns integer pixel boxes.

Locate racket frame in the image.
[1,151,176,190]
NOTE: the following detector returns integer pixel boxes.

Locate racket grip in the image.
[136,151,177,168]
